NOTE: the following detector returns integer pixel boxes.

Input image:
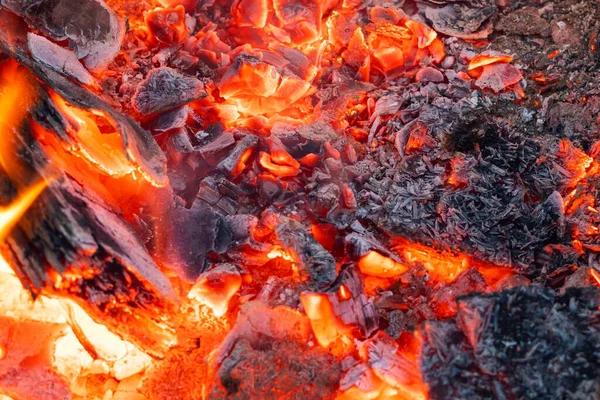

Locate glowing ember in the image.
[468,54,514,71]
[258,152,301,177]
[358,251,408,278]
[145,6,189,45]
[188,264,243,317]
[300,292,354,354]
[394,239,469,284]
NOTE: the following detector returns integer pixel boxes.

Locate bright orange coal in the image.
[300,291,355,355]
[468,54,514,71]
[188,265,242,317]
[49,93,163,185]
[337,331,426,400]
[358,250,409,278]
[393,238,469,283]
[258,151,301,177]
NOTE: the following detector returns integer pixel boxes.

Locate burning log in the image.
[0,50,174,356]
[3,173,177,356]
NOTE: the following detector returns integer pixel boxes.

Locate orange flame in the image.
[0,61,37,176]
[0,179,49,241]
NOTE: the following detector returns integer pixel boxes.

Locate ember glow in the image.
[2,0,600,398]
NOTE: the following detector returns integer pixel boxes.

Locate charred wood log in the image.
[0,27,168,186]
[0,118,176,355]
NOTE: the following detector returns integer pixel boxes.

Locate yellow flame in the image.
[0,179,49,241]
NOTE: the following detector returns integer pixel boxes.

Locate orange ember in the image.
[468,54,514,71]
[394,239,469,283]
[188,265,242,317]
[358,250,409,278]
[300,292,355,354]
[258,152,300,177]
[590,269,600,287]
[145,6,189,45]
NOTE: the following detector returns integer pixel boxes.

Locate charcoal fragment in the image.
[158,201,233,281]
[27,33,95,87]
[132,67,207,116]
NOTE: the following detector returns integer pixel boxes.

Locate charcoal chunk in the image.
[424,4,496,39]
[276,216,337,288]
[158,201,233,281]
[132,68,207,116]
[2,0,124,70]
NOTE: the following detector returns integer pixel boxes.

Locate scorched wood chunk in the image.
[132,67,207,116]
[1,0,124,70]
[155,200,233,281]
[27,32,96,87]
[276,216,337,289]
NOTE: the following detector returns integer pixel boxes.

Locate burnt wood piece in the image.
[132,67,207,116]
[318,263,378,338]
[156,200,233,282]
[2,174,176,357]
[27,32,96,87]
[420,286,600,400]
[1,0,124,70]
[276,216,337,289]
[423,3,496,39]
[0,30,168,187]
[216,134,259,177]
[146,105,190,134]
[344,232,401,262]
